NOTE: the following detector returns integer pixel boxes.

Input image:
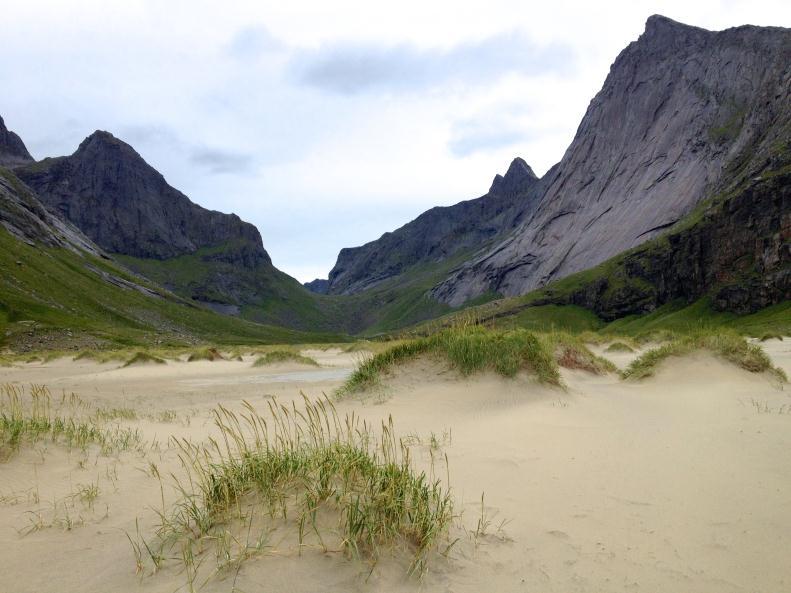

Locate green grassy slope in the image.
[0,228,344,350]
[118,246,492,337]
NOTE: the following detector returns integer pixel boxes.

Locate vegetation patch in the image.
[0,384,143,461]
[137,397,453,580]
[187,347,225,362]
[542,332,617,374]
[252,350,319,367]
[759,332,784,342]
[621,331,787,381]
[123,351,167,367]
[340,326,561,395]
[605,341,635,353]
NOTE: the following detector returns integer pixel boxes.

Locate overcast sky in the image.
[2,0,789,282]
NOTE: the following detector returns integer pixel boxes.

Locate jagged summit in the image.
[489,157,538,197]
[0,116,34,167]
[16,130,268,262]
[431,17,791,306]
[313,157,546,295]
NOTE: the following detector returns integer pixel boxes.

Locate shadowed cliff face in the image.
[312,156,546,295]
[0,168,98,254]
[432,15,791,306]
[532,165,791,319]
[16,132,270,265]
[0,116,34,168]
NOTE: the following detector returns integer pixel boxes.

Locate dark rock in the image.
[0,116,34,167]
[16,131,270,265]
[534,169,791,319]
[322,157,546,295]
[304,278,330,294]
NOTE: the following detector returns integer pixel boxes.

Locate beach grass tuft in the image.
[144,396,453,578]
[252,350,319,367]
[621,330,787,381]
[340,326,561,395]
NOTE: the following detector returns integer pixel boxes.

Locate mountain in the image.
[0,116,34,167]
[432,15,791,306]
[12,130,340,330]
[0,166,337,350]
[309,157,546,295]
[15,131,268,262]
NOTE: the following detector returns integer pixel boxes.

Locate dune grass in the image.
[0,384,143,460]
[252,350,319,367]
[759,332,784,342]
[142,396,453,579]
[340,326,562,395]
[123,351,167,367]
[187,347,225,362]
[605,341,635,353]
[540,332,617,375]
[621,331,787,381]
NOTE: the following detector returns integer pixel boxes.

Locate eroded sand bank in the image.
[0,340,789,593]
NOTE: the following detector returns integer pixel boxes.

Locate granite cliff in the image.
[432,16,791,306]
[310,157,546,295]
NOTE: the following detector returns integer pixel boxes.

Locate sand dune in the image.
[1,343,790,593]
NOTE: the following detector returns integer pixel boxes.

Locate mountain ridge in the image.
[432,15,791,305]
[308,156,547,295]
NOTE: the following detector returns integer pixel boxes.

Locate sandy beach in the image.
[1,340,790,593]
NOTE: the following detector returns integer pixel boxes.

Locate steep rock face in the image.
[16,131,270,264]
[0,167,98,254]
[315,157,544,295]
[0,116,34,167]
[10,129,336,330]
[303,278,329,294]
[533,166,790,319]
[433,16,791,306]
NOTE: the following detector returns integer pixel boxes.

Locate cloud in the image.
[292,32,575,95]
[189,148,254,174]
[226,25,284,61]
[447,104,537,157]
[119,124,181,148]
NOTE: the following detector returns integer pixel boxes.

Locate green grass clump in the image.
[541,332,617,374]
[759,332,784,342]
[123,351,167,367]
[340,326,560,395]
[187,347,225,362]
[605,341,635,353]
[147,397,453,578]
[252,350,319,367]
[0,384,142,460]
[621,331,787,381]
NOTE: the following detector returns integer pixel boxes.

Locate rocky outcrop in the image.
[533,166,790,318]
[313,157,545,295]
[432,16,791,306]
[9,128,336,330]
[304,278,330,294]
[0,116,34,167]
[16,131,270,264]
[0,167,99,254]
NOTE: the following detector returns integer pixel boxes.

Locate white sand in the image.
[1,342,790,593]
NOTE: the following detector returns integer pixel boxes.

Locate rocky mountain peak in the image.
[488,157,539,198]
[0,115,34,167]
[432,17,791,306]
[16,131,269,262]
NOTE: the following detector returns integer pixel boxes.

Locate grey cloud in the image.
[227,26,284,61]
[119,124,181,148]
[293,32,575,94]
[448,107,535,157]
[449,127,530,157]
[190,148,254,174]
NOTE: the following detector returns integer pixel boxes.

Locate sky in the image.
[2,0,789,282]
